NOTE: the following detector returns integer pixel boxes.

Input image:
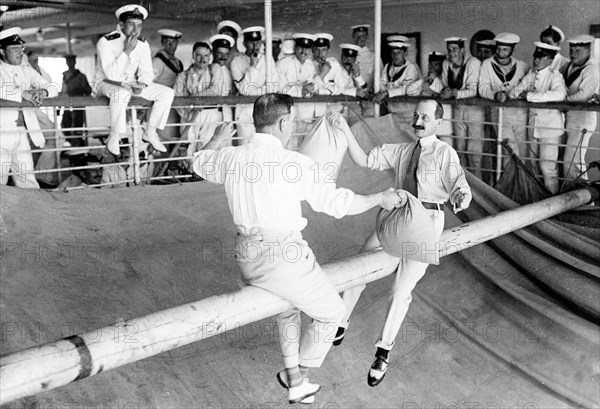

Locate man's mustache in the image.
[412,124,425,130]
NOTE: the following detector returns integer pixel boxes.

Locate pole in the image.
[264,0,273,93]
[130,106,141,185]
[496,107,504,182]
[373,0,382,118]
[1,187,596,405]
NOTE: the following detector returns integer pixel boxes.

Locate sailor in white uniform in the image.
[540,25,570,74]
[94,4,174,155]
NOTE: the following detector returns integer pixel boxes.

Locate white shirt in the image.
[314,57,365,96]
[550,53,570,74]
[192,132,355,235]
[94,27,154,85]
[174,65,211,97]
[564,59,599,102]
[442,55,481,99]
[508,66,567,138]
[152,50,183,88]
[478,56,529,100]
[357,45,376,88]
[0,61,58,130]
[276,55,317,97]
[380,61,420,97]
[366,134,471,204]
[230,53,279,96]
[209,63,233,96]
[407,76,444,96]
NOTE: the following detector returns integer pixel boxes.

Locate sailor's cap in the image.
[445,37,467,46]
[428,51,446,62]
[388,41,410,50]
[157,29,182,39]
[476,39,496,47]
[340,43,361,56]
[533,41,560,57]
[567,34,595,46]
[543,25,565,42]
[351,24,370,32]
[0,27,25,48]
[217,20,241,37]
[209,34,235,49]
[386,35,409,43]
[115,4,148,21]
[241,26,265,42]
[292,33,316,48]
[314,33,333,48]
[494,33,520,45]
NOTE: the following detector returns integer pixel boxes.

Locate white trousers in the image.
[96,81,175,138]
[452,105,485,177]
[533,136,561,194]
[490,107,529,163]
[183,108,221,156]
[0,128,39,188]
[564,111,598,181]
[340,209,445,350]
[235,231,345,368]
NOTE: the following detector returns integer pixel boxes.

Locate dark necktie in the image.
[403,140,421,197]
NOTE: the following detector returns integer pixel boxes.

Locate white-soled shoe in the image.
[276,371,316,404]
[142,129,167,153]
[106,136,120,156]
[288,379,320,404]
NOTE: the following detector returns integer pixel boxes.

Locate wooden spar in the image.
[0,187,596,405]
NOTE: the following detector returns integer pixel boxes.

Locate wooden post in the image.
[373,0,382,118]
[0,187,596,405]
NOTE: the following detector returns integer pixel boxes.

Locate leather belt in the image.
[421,201,443,211]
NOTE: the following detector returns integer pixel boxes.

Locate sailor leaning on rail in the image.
[0,27,58,188]
[190,93,403,404]
[334,99,472,388]
[94,4,174,156]
[562,34,599,185]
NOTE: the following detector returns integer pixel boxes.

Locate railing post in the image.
[496,107,504,183]
[53,108,62,185]
[130,106,142,186]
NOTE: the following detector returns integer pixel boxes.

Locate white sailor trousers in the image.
[452,105,485,172]
[564,111,597,181]
[0,127,39,188]
[96,81,175,137]
[490,107,528,161]
[235,231,345,368]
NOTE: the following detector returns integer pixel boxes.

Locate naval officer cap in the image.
[533,41,560,58]
[241,26,265,42]
[209,34,235,49]
[115,4,148,22]
[567,34,595,47]
[445,37,467,47]
[386,35,409,43]
[217,20,241,37]
[542,25,565,42]
[340,43,361,57]
[351,24,370,33]
[292,33,316,48]
[314,33,333,48]
[0,27,25,48]
[494,33,520,46]
[428,51,446,62]
[388,41,410,50]
[157,29,182,40]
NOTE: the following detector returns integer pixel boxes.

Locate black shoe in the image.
[332,327,346,346]
[367,356,389,387]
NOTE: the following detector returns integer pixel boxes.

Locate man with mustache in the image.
[334,99,472,387]
[208,34,235,129]
[351,24,376,90]
[230,26,279,144]
[174,42,217,155]
[508,42,567,194]
[216,20,242,68]
[94,4,173,156]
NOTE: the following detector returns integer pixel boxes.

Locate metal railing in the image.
[1,95,598,191]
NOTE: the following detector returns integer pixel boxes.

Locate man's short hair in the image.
[192,41,211,53]
[540,28,562,43]
[434,101,444,119]
[253,93,294,130]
